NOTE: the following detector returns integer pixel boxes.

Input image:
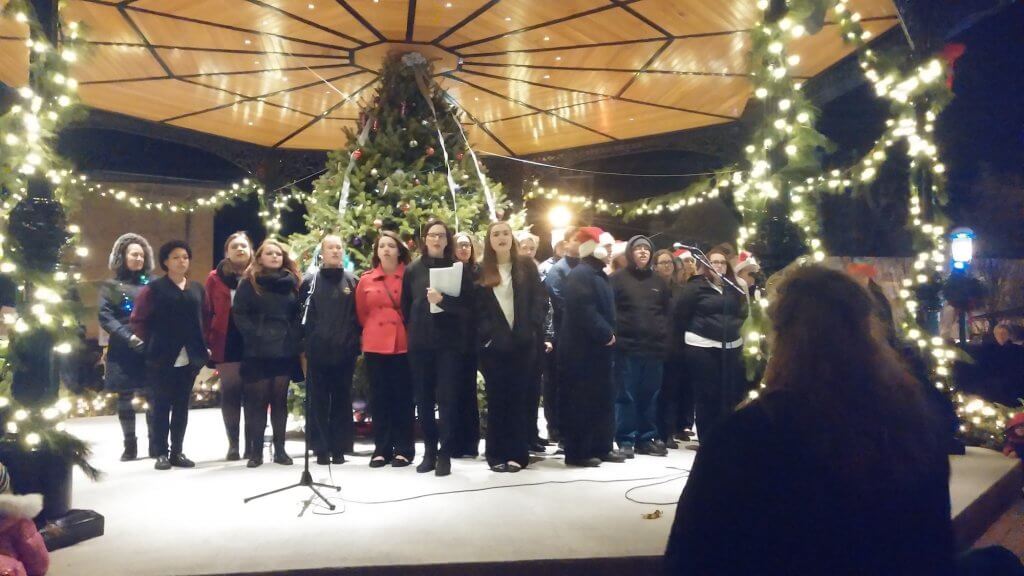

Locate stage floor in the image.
[48,408,1019,576]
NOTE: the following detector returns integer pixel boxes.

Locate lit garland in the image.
[259,187,310,236]
[90,178,263,213]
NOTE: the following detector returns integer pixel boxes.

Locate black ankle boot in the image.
[416,451,436,474]
[226,439,240,461]
[434,455,451,477]
[120,436,138,461]
[273,443,293,465]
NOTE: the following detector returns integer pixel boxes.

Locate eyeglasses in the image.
[655,261,674,267]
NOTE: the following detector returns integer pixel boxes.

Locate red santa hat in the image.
[575,227,607,260]
[673,248,692,260]
[733,251,760,275]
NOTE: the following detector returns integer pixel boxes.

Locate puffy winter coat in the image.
[0,494,48,576]
[674,274,749,344]
[232,271,302,360]
[98,275,148,392]
[610,236,671,357]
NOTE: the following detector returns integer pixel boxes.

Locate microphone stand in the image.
[679,245,746,439]
[244,266,341,510]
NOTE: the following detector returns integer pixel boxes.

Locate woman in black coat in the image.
[99,233,155,461]
[665,265,954,576]
[299,235,361,465]
[233,239,303,468]
[130,240,209,471]
[401,218,474,477]
[475,222,546,472]
[674,245,748,443]
[453,231,481,459]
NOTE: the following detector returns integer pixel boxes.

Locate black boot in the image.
[273,443,293,465]
[416,449,436,474]
[120,436,138,462]
[226,438,240,461]
[434,455,451,477]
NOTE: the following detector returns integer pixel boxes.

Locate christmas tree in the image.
[290,51,522,267]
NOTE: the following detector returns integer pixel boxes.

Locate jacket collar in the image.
[368,262,404,280]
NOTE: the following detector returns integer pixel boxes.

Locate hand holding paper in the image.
[428,261,464,313]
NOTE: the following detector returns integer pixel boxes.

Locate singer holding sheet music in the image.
[401,218,475,477]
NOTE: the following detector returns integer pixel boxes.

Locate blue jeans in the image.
[614,352,663,447]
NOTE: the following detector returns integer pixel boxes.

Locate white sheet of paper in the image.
[428,261,463,314]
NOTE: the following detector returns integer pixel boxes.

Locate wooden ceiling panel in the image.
[278,118,355,149]
[0,39,28,87]
[342,0,410,40]
[168,100,312,146]
[189,65,354,97]
[460,65,636,98]
[621,74,751,118]
[262,0,379,43]
[262,71,378,115]
[483,113,612,155]
[156,48,347,76]
[0,12,28,38]
[627,0,760,36]
[437,78,535,123]
[77,79,240,121]
[459,7,663,55]
[63,0,144,44]
[552,99,730,141]
[648,35,751,75]
[326,98,363,119]
[462,40,664,71]
[129,0,357,48]
[459,122,511,155]
[448,72,605,111]
[789,19,897,77]
[441,0,606,47]
[412,0,493,42]
[72,45,167,83]
[126,9,346,56]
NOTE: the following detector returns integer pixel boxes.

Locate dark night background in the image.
[52,2,1024,261]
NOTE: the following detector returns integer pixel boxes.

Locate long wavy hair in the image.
[244,239,301,294]
[763,265,938,483]
[479,221,529,288]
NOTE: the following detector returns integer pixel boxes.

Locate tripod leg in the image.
[312,481,341,492]
[308,485,336,510]
[243,482,303,504]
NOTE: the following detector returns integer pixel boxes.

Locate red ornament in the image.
[351,148,363,161]
[456,152,464,161]
[425,146,435,157]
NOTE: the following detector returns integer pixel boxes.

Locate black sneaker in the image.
[637,440,668,457]
[565,457,601,468]
[154,455,171,470]
[665,438,679,449]
[599,451,627,463]
[618,445,636,459]
[169,453,195,468]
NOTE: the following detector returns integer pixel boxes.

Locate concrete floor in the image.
[47,408,1018,576]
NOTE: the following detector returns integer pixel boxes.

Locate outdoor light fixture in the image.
[950,227,974,271]
[548,204,573,229]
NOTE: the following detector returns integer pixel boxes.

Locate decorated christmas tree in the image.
[290,51,522,266]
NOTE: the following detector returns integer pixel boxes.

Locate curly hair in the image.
[108,233,154,278]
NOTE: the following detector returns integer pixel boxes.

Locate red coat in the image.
[203,269,233,363]
[0,495,48,576]
[356,264,407,355]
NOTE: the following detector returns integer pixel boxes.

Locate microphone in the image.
[674,243,700,252]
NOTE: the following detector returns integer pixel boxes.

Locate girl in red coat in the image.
[0,464,48,576]
[204,232,253,461]
[356,230,415,468]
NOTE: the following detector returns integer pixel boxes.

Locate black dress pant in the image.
[151,365,197,457]
[454,351,481,456]
[525,342,544,444]
[562,348,614,461]
[657,357,695,441]
[365,353,415,460]
[480,346,532,468]
[409,348,463,458]
[544,344,562,439]
[307,359,356,457]
[684,345,745,443]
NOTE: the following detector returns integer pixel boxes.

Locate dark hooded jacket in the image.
[610,236,671,357]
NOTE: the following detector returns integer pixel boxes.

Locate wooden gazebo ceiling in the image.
[0,0,900,155]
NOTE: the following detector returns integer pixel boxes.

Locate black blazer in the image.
[400,255,474,353]
[475,256,546,352]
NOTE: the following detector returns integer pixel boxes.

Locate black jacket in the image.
[674,274,749,344]
[475,256,547,352]
[98,274,148,391]
[561,256,615,349]
[300,267,361,365]
[665,390,954,576]
[401,255,474,353]
[544,256,579,343]
[130,275,208,370]
[610,236,671,357]
[233,271,302,360]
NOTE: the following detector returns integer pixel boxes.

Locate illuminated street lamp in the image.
[950,227,974,272]
[548,204,573,246]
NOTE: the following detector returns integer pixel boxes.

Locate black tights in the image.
[117,390,153,454]
[218,362,247,449]
[244,374,290,457]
